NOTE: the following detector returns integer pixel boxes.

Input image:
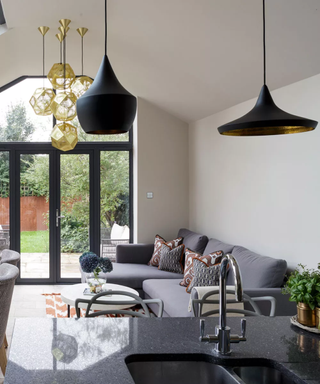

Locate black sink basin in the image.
[233,366,299,384]
[126,355,239,384]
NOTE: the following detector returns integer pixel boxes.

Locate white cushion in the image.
[111,223,125,239]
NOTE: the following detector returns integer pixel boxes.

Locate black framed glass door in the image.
[3,142,132,284]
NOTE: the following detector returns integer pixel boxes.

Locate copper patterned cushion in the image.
[158,243,185,274]
[148,235,183,267]
[180,248,223,287]
[186,258,221,293]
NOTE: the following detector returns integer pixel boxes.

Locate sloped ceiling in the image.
[1,0,320,123]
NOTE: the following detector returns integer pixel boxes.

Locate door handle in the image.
[56,209,65,227]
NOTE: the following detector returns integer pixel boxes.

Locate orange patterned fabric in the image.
[148,234,183,267]
[179,248,223,287]
[43,294,146,318]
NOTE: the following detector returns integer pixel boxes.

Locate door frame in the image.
[0,141,133,284]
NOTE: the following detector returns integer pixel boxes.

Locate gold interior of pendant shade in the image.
[56,33,64,42]
[77,27,88,37]
[221,126,315,136]
[38,26,49,36]
[59,19,71,29]
[59,26,69,35]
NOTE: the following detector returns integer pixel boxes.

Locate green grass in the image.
[21,231,49,253]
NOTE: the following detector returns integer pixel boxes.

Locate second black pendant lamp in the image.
[76,0,137,134]
[218,0,317,136]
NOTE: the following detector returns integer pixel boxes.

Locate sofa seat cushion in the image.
[203,238,234,255]
[227,246,287,289]
[81,263,184,290]
[178,228,208,254]
[143,279,192,317]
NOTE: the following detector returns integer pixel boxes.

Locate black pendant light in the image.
[218,0,317,136]
[76,0,137,134]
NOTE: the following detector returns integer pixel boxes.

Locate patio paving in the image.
[20,252,81,279]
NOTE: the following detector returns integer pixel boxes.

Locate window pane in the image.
[20,154,50,278]
[60,154,90,278]
[0,78,53,142]
[100,151,130,261]
[0,151,10,251]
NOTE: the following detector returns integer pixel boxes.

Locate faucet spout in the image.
[219,253,243,330]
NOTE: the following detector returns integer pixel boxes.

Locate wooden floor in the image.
[0,284,69,383]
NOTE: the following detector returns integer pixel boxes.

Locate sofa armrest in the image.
[243,288,297,317]
[116,243,154,264]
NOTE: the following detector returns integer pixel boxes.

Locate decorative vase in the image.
[297,303,316,327]
[316,308,320,330]
[86,273,106,294]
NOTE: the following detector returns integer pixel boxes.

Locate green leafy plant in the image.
[282,264,320,310]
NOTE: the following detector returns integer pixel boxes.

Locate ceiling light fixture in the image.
[29,26,55,116]
[218,0,317,136]
[71,28,93,98]
[76,0,137,135]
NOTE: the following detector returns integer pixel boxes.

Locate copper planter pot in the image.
[297,303,316,327]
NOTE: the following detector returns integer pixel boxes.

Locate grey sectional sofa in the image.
[80,228,296,317]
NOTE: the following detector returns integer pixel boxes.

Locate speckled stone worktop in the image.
[4,316,320,384]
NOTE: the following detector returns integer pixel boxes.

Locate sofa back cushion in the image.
[226,246,287,288]
[203,238,234,255]
[177,228,208,254]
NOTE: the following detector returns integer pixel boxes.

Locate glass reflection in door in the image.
[20,154,50,278]
[60,154,90,278]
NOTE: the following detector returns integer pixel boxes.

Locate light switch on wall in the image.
[147,192,153,199]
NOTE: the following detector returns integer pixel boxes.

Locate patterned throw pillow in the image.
[148,235,183,267]
[186,258,221,293]
[180,249,223,287]
[158,243,185,274]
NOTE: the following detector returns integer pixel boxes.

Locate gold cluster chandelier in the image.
[29,19,93,151]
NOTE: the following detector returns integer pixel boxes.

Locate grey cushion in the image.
[81,262,184,290]
[226,246,287,288]
[203,238,234,255]
[0,250,20,267]
[177,228,208,254]
[186,258,220,293]
[143,279,192,317]
[159,244,184,274]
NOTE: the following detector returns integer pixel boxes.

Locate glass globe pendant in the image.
[51,122,78,151]
[71,28,93,98]
[47,20,75,90]
[29,26,55,116]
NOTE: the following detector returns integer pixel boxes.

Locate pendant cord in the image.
[263,0,266,85]
[105,0,107,56]
[60,41,62,64]
[43,35,45,87]
[81,36,84,76]
[64,35,66,91]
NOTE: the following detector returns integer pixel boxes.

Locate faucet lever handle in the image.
[241,318,246,338]
[200,319,205,339]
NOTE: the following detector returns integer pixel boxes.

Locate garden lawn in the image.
[21,231,49,253]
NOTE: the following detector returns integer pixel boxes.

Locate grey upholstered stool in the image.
[0,263,19,376]
[0,249,20,267]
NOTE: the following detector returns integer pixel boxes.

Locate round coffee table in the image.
[61,283,139,317]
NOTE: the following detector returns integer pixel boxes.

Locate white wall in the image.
[135,98,189,243]
[189,74,320,269]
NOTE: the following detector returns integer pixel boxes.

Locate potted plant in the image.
[283,263,320,327]
[79,252,113,293]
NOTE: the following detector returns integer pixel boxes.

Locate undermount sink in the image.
[233,366,297,384]
[126,355,239,384]
[126,355,301,384]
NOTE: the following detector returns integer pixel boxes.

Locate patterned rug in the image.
[42,293,147,318]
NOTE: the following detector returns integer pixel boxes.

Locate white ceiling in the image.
[1,0,320,123]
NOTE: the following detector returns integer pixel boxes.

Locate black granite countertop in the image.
[4,316,320,384]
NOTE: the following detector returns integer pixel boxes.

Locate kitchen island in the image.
[4,316,320,384]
